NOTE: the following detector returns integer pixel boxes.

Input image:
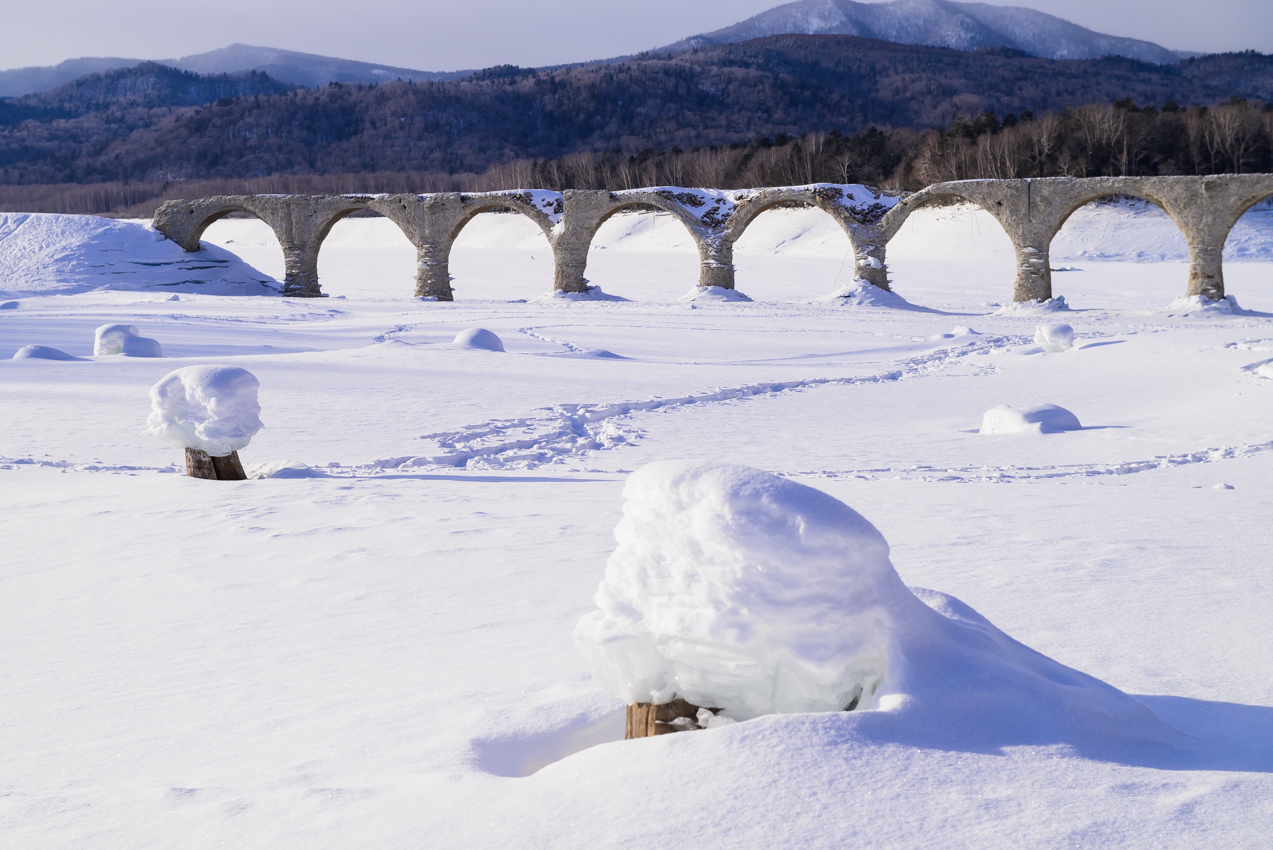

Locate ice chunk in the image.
[574,461,912,718]
[94,324,162,357]
[980,403,1082,434]
[452,328,505,351]
[678,285,753,303]
[1034,323,1075,352]
[143,365,263,457]
[12,345,81,361]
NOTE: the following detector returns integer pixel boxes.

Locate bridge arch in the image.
[727,197,861,300]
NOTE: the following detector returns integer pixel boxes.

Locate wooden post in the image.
[625,698,717,739]
[185,448,247,481]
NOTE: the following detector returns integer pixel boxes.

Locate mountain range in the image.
[0,44,461,98]
[668,0,1187,64]
[0,0,1197,98]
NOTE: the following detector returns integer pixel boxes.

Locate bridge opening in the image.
[731,203,856,302]
[199,212,285,285]
[316,210,417,299]
[886,200,1014,311]
[449,209,554,300]
[585,208,700,301]
[1051,195,1188,309]
[1222,196,1273,312]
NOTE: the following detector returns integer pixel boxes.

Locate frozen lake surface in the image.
[1,201,1272,847]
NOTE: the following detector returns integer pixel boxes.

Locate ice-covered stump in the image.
[575,462,915,729]
[980,403,1082,435]
[1034,323,1075,353]
[451,328,505,351]
[144,366,262,481]
[94,324,161,357]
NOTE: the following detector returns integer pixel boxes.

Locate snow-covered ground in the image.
[2,200,1272,847]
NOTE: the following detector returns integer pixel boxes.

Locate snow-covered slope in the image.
[675,0,1183,63]
[0,213,278,297]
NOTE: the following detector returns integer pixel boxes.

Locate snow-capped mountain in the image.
[670,0,1184,64]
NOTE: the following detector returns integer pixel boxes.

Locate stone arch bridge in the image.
[153,175,1273,303]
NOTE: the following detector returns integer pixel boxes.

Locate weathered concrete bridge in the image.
[153,175,1273,303]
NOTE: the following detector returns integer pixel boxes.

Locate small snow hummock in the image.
[980,403,1082,435]
[817,279,916,309]
[574,462,1190,756]
[993,295,1069,315]
[1034,323,1075,352]
[531,285,628,303]
[452,328,505,351]
[1163,294,1246,317]
[575,462,905,718]
[144,366,263,457]
[678,285,753,303]
[94,324,162,357]
[12,345,82,361]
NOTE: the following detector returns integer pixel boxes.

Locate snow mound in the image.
[1163,294,1247,317]
[575,462,906,717]
[980,403,1082,435]
[247,460,324,480]
[993,296,1069,315]
[679,285,753,303]
[1034,323,1075,352]
[818,279,917,309]
[0,213,279,297]
[94,324,161,357]
[1241,358,1273,379]
[144,366,263,457]
[531,285,628,303]
[574,463,1189,755]
[452,328,505,351]
[12,345,82,361]
[928,326,980,342]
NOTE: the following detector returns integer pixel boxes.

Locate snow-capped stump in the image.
[452,328,505,351]
[576,461,1188,753]
[1034,323,1075,352]
[575,462,903,737]
[12,345,81,361]
[144,365,263,481]
[980,403,1082,434]
[94,324,162,357]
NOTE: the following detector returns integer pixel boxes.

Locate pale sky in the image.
[3,0,1270,71]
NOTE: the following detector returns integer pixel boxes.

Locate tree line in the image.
[5,96,1270,218]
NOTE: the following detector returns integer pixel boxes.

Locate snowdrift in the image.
[576,462,1188,757]
[0,213,278,297]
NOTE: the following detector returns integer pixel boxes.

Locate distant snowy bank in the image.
[0,212,278,297]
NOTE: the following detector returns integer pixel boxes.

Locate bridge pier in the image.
[852,226,890,291]
[697,236,735,290]
[1013,244,1053,303]
[414,242,455,300]
[1186,243,1225,300]
[280,240,323,298]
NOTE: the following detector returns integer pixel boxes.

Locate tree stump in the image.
[185,448,247,481]
[625,699,718,739]
[211,451,247,481]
